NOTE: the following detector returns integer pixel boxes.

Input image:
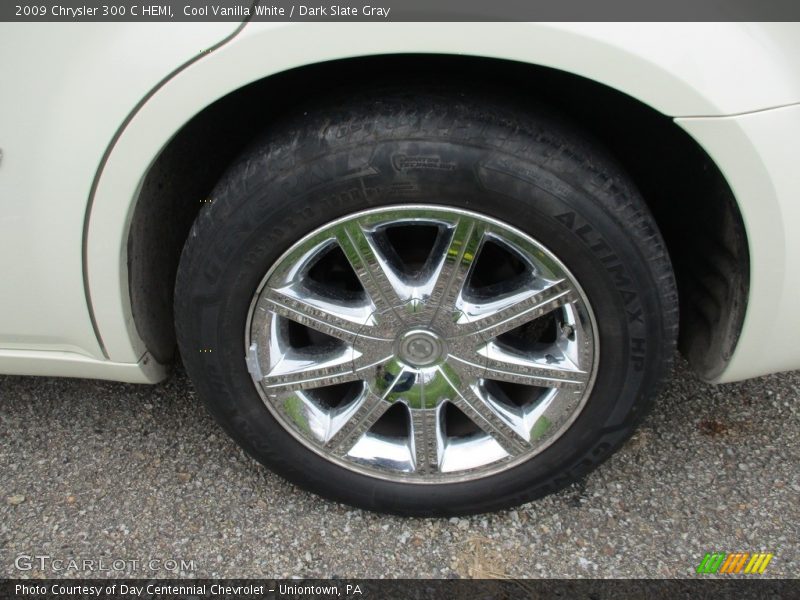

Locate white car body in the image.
[0,22,798,384]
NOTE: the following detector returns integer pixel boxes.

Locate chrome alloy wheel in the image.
[245,206,598,483]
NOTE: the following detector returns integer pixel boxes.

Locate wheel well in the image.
[128,55,748,379]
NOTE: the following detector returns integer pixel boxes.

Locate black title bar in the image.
[4,0,800,22]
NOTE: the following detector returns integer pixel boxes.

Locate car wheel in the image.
[175,89,678,515]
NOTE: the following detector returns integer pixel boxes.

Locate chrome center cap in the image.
[397,329,446,367]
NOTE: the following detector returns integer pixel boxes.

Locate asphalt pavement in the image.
[0,356,797,578]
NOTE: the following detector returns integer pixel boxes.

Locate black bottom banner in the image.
[1,579,797,600]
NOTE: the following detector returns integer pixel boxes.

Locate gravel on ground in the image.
[0,356,797,578]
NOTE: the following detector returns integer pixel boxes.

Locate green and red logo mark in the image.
[696,552,774,574]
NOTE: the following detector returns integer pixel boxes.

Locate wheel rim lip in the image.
[244,204,600,485]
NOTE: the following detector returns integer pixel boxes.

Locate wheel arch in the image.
[86,42,753,381]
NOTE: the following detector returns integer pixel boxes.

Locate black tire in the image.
[175,89,678,516]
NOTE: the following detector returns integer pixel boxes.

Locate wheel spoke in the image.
[410,408,443,474]
[326,365,413,455]
[424,218,484,328]
[455,279,578,340]
[325,393,392,456]
[260,287,378,343]
[261,349,360,394]
[437,364,530,455]
[335,220,406,319]
[481,343,590,390]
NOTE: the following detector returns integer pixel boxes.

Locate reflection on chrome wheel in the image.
[246,206,597,483]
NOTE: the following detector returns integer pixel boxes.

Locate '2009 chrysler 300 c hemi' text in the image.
[1,21,799,514]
